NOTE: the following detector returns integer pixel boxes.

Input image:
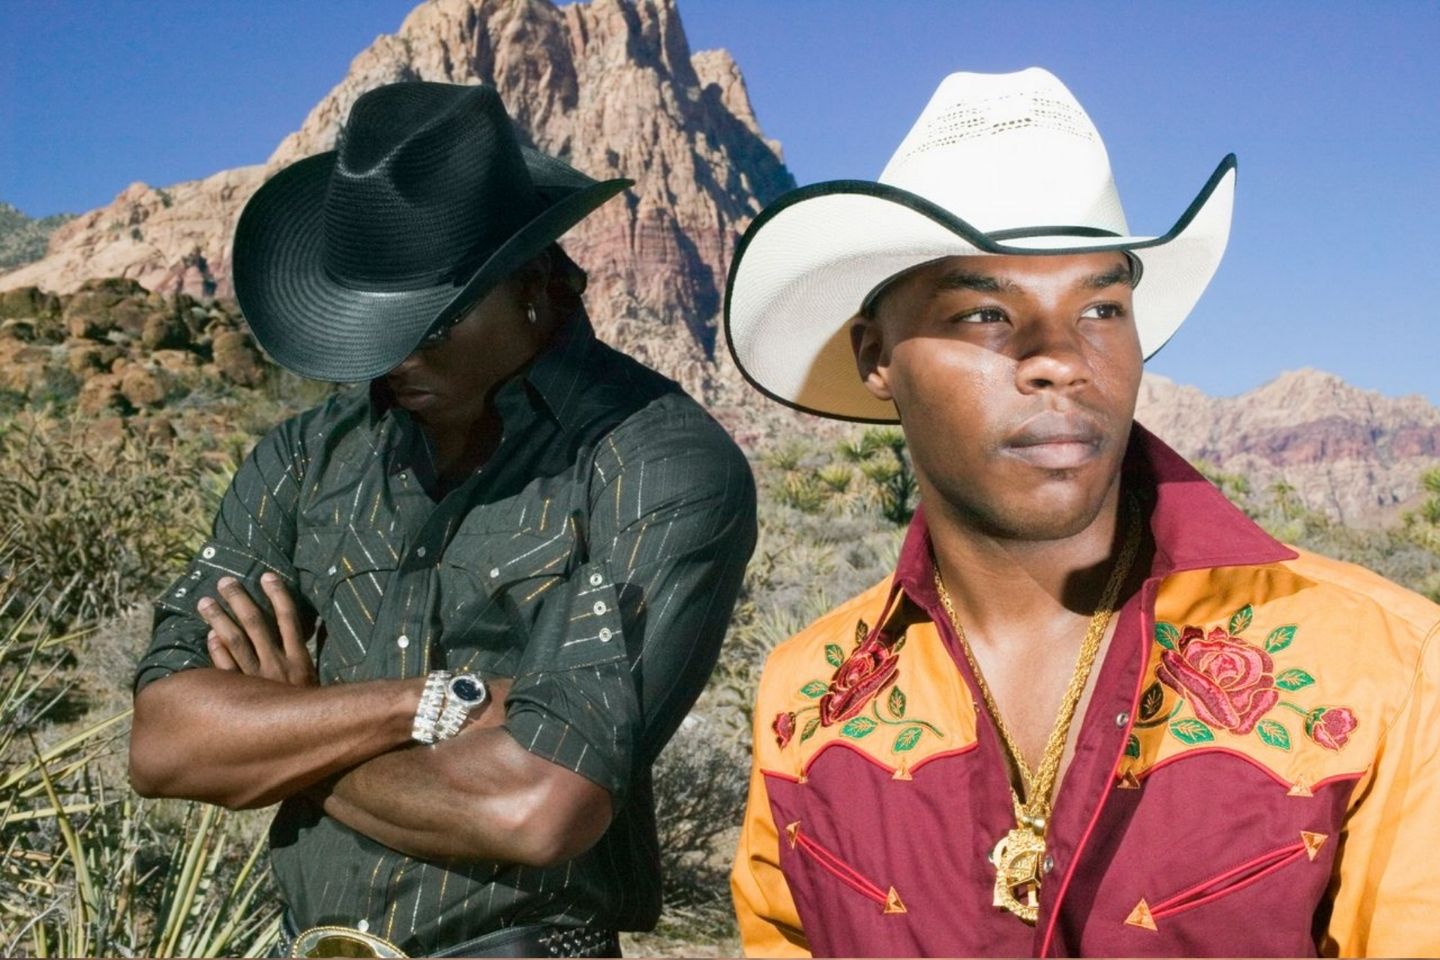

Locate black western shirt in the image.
[134,313,757,953]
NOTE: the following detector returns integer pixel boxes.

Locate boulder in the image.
[78,372,128,416]
[0,286,60,320]
[212,329,266,386]
[142,311,191,350]
[151,349,199,372]
[119,366,166,408]
[66,343,124,378]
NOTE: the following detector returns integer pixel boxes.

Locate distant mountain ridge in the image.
[1137,368,1440,526]
[1,0,1435,525]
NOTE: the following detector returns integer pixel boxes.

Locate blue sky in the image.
[2,1,1437,403]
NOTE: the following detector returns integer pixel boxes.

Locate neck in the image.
[925,480,1134,644]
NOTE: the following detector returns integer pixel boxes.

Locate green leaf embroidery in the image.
[1139,681,1164,721]
[800,717,821,743]
[825,643,845,669]
[1265,625,1298,655]
[800,681,828,699]
[1275,667,1314,691]
[1229,604,1254,635]
[1169,717,1216,745]
[1155,621,1181,651]
[1256,719,1292,751]
[893,726,924,752]
[1124,734,1141,759]
[842,716,878,739]
[887,686,907,719]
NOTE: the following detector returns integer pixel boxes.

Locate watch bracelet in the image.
[411,670,452,744]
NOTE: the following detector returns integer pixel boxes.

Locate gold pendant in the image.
[989,825,1044,924]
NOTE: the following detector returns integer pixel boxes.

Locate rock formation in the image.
[1137,369,1440,526]
[0,0,794,408]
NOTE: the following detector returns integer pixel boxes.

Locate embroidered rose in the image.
[1305,706,1358,750]
[1158,626,1278,736]
[773,711,797,748]
[819,630,900,726]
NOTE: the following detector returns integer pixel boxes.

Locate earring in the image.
[525,303,538,325]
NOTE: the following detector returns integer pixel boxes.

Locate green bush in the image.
[0,415,218,630]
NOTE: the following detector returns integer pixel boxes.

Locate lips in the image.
[1002,412,1105,470]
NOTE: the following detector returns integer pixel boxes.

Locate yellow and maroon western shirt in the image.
[733,426,1440,957]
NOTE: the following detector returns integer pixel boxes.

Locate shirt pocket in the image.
[1129,833,1321,930]
[293,526,399,669]
[784,820,909,917]
[438,526,579,664]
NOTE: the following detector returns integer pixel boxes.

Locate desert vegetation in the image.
[2,285,1438,956]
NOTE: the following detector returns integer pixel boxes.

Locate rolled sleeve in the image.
[133,418,308,693]
[503,401,757,804]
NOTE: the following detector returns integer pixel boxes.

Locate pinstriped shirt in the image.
[134,313,757,953]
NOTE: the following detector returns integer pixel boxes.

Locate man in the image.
[128,82,756,958]
[726,68,1440,956]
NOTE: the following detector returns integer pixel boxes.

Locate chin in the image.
[949,476,1114,542]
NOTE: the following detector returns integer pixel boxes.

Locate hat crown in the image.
[879,68,1130,237]
[322,83,541,291]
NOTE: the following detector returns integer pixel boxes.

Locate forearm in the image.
[321,724,611,866]
[130,668,422,809]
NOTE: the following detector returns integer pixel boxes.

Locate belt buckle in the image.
[290,924,408,958]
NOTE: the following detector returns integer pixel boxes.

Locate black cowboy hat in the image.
[233,81,631,382]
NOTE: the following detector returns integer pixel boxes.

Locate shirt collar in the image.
[889,422,1297,619]
[366,308,599,434]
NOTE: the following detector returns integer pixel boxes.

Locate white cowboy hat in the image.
[724,67,1236,422]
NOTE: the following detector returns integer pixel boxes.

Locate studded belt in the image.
[283,916,620,958]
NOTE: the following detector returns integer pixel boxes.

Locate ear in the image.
[851,316,894,403]
[514,248,554,308]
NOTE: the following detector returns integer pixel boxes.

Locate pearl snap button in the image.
[327,565,337,576]
[397,635,410,649]
[415,546,427,558]
[599,628,613,642]
[190,570,202,580]
[589,573,603,586]
[201,546,216,559]
[356,920,369,933]
[174,587,187,597]
[489,568,500,579]
[592,600,608,615]
[1043,855,1055,874]
[1116,712,1130,727]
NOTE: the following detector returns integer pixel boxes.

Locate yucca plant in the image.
[0,571,279,958]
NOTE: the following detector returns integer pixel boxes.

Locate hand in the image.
[199,573,317,687]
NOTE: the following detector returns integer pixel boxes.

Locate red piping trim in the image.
[1138,746,1367,790]
[759,740,980,786]
[791,829,888,905]
[1151,843,1306,919]
[1041,578,1156,956]
[910,742,980,773]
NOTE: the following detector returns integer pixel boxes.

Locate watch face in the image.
[449,674,486,705]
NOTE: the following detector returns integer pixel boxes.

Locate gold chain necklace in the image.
[933,496,1141,924]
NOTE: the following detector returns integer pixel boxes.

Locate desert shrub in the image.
[0,578,280,957]
[648,717,749,942]
[0,415,218,629]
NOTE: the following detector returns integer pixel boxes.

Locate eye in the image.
[953,307,1008,324]
[1080,303,1126,320]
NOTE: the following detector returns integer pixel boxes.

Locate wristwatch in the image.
[434,672,489,740]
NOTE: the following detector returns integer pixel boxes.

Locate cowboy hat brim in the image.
[724,154,1236,423]
[233,149,631,383]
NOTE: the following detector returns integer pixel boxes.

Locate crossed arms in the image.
[129,403,756,867]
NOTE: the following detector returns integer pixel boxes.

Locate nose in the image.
[1012,318,1092,397]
